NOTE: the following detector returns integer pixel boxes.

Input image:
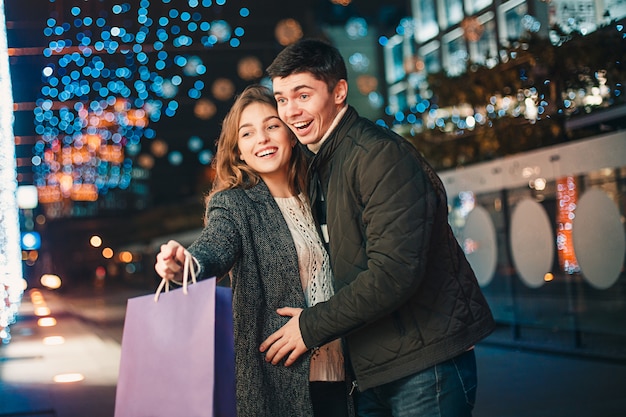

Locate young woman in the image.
[154,85,351,417]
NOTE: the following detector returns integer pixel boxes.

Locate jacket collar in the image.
[307,105,359,168]
[242,180,274,204]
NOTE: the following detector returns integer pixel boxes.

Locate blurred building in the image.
[377,0,626,358]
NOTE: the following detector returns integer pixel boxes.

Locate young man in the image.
[260,39,496,416]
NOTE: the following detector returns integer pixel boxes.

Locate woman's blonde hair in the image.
[208,84,307,200]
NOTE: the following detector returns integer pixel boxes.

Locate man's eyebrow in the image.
[274,84,313,96]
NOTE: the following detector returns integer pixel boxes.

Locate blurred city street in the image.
[1,283,625,417]
[1,0,625,416]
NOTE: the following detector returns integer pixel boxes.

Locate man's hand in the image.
[260,307,307,366]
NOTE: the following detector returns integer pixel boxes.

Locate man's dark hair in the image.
[266,38,348,92]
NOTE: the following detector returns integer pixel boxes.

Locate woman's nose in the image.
[257,131,270,143]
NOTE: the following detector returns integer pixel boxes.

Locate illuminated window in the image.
[442,29,468,76]
[465,0,493,15]
[412,0,439,43]
[498,0,528,47]
[440,0,465,28]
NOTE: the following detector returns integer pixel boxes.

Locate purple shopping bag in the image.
[215,284,236,417]
[115,277,217,417]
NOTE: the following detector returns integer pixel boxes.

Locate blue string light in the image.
[34,0,248,207]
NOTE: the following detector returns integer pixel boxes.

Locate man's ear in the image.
[334,79,348,104]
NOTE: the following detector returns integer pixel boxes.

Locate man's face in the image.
[272,72,347,146]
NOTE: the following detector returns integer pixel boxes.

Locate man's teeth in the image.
[293,121,310,129]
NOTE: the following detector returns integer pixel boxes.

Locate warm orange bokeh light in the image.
[38,317,57,327]
[90,235,102,247]
[40,274,62,289]
[102,247,114,259]
[53,373,85,383]
[34,306,51,317]
[43,336,65,346]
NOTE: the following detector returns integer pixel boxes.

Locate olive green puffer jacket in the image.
[300,106,495,391]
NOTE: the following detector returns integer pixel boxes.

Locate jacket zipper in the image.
[348,380,358,395]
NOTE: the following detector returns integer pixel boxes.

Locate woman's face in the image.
[237,102,295,183]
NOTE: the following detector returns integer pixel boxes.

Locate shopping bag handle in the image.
[154,250,200,302]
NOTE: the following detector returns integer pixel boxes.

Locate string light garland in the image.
[0,0,24,344]
[34,0,251,216]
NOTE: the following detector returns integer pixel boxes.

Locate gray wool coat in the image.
[187,181,314,417]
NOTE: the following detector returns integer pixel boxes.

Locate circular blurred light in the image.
[194,99,216,120]
[275,18,303,46]
[345,17,368,39]
[102,247,114,259]
[184,56,203,76]
[237,56,262,80]
[188,136,204,152]
[168,151,183,166]
[21,232,41,250]
[356,75,377,95]
[199,150,214,165]
[209,20,231,43]
[95,266,106,279]
[212,78,235,101]
[90,235,102,247]
[53,373,85,383]
[41,274,62,290]
[38,317,57,327]
[119,251,133,263]
[151,139,168,157]
[43,336,65,345]
[137,154,155,169]
[35,306,51,317]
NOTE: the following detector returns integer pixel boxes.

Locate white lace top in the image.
[274,193,345,382]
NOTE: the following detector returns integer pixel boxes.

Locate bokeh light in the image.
[237,56,263,81]
[274,18,303,46]
[89,235,102,247]
[53,373,85,383]
[34,0,254,216]
[40,274,62,290]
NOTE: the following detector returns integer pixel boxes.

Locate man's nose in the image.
[283,100,301,118]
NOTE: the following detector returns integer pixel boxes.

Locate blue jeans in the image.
[356,349,477,417]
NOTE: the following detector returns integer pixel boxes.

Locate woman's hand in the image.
[155,240,187,282]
